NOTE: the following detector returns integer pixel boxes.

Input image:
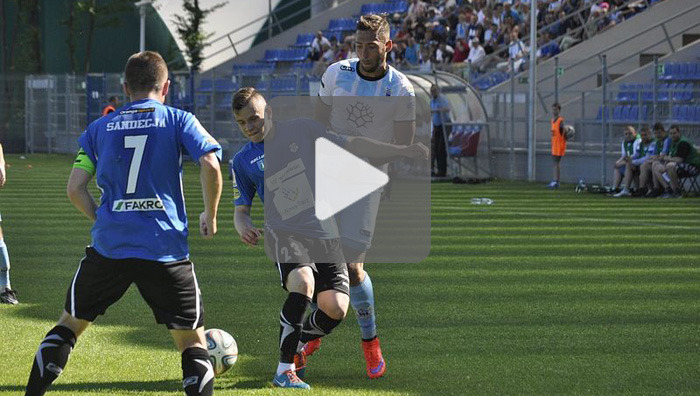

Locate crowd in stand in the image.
[309,0,664,78]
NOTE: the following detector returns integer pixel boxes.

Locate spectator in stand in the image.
[612,125,640,193]
[614,125,654,197]
[501,2,521,25]
[435,42,454,64]
[482,20,497,54]
[497,26,527,72]
[466,37,486,69]
[310,31,330,61]
[335,41,350,62]
[652,125,700,198]
[642,123,671,197]
[404,36,421,66]
[312,43,334,78]
[408,0,428,20]
[538,31,560,60]
[451,39,469,63]
[419,46,433,72]
[345,36,357,59]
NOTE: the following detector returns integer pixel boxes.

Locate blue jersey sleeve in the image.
[180,113,222,162]
[77,127,97,166]
[232,154,256,206]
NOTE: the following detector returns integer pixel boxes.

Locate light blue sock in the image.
[349,274,376,340]
[0,239,10,289]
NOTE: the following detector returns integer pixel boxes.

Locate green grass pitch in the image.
[0,154,699,396]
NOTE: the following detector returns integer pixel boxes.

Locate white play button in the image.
[314,137,389,221]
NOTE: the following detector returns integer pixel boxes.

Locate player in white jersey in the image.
[312,14,416,380]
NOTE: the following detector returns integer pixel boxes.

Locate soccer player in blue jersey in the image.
[313,14,417,379]
[0,142,18,305]
[24,51,223,396]
[230,87,426,389]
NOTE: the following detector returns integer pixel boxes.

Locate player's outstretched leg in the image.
[349,268,386,379]
[25,326,77,396]
[181,347,214,396]
[274,291,311,389]
[0,234,18,305]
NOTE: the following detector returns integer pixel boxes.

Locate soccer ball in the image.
[563,124,575,140]
[204,328,238,376]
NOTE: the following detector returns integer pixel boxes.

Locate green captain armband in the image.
[73,148,96,175]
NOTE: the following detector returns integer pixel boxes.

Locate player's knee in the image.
[286,267,315,296]
[326,297,350,320]
[665,163,677,173]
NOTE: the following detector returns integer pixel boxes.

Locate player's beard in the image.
[361,54,384,75]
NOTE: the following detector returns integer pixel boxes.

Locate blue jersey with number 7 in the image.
[77,98,221,262]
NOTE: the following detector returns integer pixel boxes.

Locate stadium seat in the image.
[197,79,213,92]
[292,33,314,47]
[612,105,623,120]
[629,105,639,121]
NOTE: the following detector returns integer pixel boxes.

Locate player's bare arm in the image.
[394,120,416,145]
[199,151,222,238]
[345,136,428,161]
[66,167,97,221]
[234,205,261,247]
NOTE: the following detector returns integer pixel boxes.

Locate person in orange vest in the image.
[548,102,566,188]
[101,96,120,116]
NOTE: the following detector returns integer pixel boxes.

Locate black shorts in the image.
[65,247,204,330]
[276,262,350,299]
[266,229,349,297]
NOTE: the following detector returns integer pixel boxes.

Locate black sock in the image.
[300,309,343,344]
[25,326,76,396]
[182,347,214,396]
[279,292,310,363]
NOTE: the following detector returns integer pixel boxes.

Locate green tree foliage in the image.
[172,0,227,72]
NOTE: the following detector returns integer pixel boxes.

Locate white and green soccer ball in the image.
[564,124,576,140]
[205,328,238,376]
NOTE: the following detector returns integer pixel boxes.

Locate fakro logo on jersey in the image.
[112,198,165,212]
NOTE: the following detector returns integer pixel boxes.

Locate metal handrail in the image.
[538,2,700,97]
[205,0,340,61]
[476,0,652,76]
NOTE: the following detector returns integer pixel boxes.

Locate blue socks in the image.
[349,274,377,340]
[0,239,10,289]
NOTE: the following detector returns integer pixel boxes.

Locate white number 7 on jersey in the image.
[124,135,148,194]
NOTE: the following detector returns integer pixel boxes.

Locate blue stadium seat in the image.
[695,105,700,122]
[657,83,670,101]
[596,105,610,120]
[620,105,631,120]
[293,33,314,47]
[215,78,237,92]
[629,105,639,121]
[197,79,213,92]
[642,83,653,102]
[612,105,623,120]
[617,84,629,102]
[217,93,233,110]
[684,105,696,122]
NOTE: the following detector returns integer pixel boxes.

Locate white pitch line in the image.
[439,206,700,230]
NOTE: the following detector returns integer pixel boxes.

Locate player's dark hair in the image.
[356,14,390,40]
[640,124,650,134]
[124,51,168,94]
[232,87,265,112]
[669,124,681,133]
[552,102,561,110]
[652,122,665,132]
[108,95,119,103]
